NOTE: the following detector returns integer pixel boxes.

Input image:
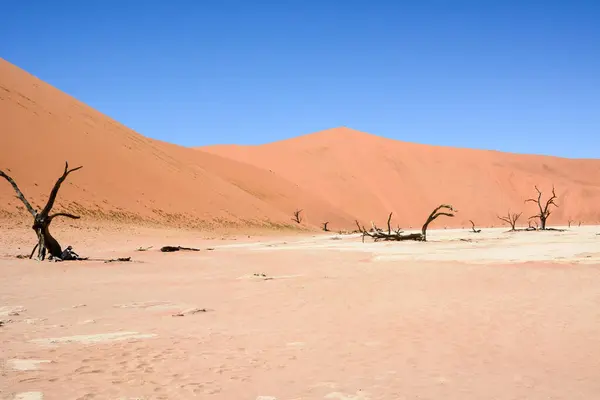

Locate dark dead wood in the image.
[497,211,522,231]
[469,220,481,233]
[0,170,36,216]
[421,204,456,241]
[1,161,83,261]
[104,257,132,263]
[321,221,330,232]
[292,209,303,224]
[160,246,201,252]
[525,185,558,230]
[356,205,455,242]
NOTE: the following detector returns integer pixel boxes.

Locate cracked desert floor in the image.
[2,225,600,400]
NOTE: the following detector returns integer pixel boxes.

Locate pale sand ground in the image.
[1,226,600,399]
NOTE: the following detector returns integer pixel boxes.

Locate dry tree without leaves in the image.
[469,220,482,233]
[525,185,558,230]
[497,211,523,231]
[1,162,83,261]
[321,221,330,232]
[291,209,303,224]
[356,205,456,242]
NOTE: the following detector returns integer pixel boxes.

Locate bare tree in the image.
[321,221,330,232]
[497,211,522,231]
[525,185,558,230]
[291,209,303,224]
[1,162,83,260]
[469,220,481,233]
[356,205,455,242]
[528,220,538,230]
[568,219,574,228]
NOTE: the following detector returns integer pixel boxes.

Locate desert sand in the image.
[2,57,600,400]
[2,57,600,232]
[2,226,600,399]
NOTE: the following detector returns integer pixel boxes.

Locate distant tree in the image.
[497,211,523,231]
[469,220,481,233]
[321,221,330,232]
[525,186,558,230]
[292,209,303,224]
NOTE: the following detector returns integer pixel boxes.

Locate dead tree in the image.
[528,220,538,230]
[525,185,558,230]
[469,220,481,233]
[291,209,303,224]
[1,162,83,260]
[497,211,522,231]
[568,219,574,228]
[421,204,456,241]
[356,205,455,242]
[321,221,330,232]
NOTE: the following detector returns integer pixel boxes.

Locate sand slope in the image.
[0,59,353,230]
[2,57,600,232]
[202,128,600,228]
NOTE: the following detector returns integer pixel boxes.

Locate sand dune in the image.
[0,59,352,230]
[2,57,600,232]
[202,128,600,228]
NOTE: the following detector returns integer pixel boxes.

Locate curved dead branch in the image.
[469,220,481,233]
[421,204,456,241]
[48,212,81,222]
[357,205,455,242]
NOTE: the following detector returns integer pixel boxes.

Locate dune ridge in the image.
[2,57,600,232]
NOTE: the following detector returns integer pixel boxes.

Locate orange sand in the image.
[2,227,600,399]
[2,58,600,233]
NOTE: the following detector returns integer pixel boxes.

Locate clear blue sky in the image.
[2,0,599,158]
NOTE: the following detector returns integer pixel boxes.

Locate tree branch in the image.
[0,169,37,217]
[48,212,81,222]
[39,162,83,217]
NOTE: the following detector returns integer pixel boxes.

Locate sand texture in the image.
[2,226,600,399]
[2,57,600,233]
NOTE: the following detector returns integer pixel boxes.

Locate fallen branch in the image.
[160,246,201,252]
[356,205,455,242]
[104,257,132,263]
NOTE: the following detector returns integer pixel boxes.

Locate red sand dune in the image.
[202,129,600,229]
[2,57,600,232]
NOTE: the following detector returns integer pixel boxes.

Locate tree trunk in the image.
[1,162,83,261]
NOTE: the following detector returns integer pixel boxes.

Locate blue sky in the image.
[1,0,599,158]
